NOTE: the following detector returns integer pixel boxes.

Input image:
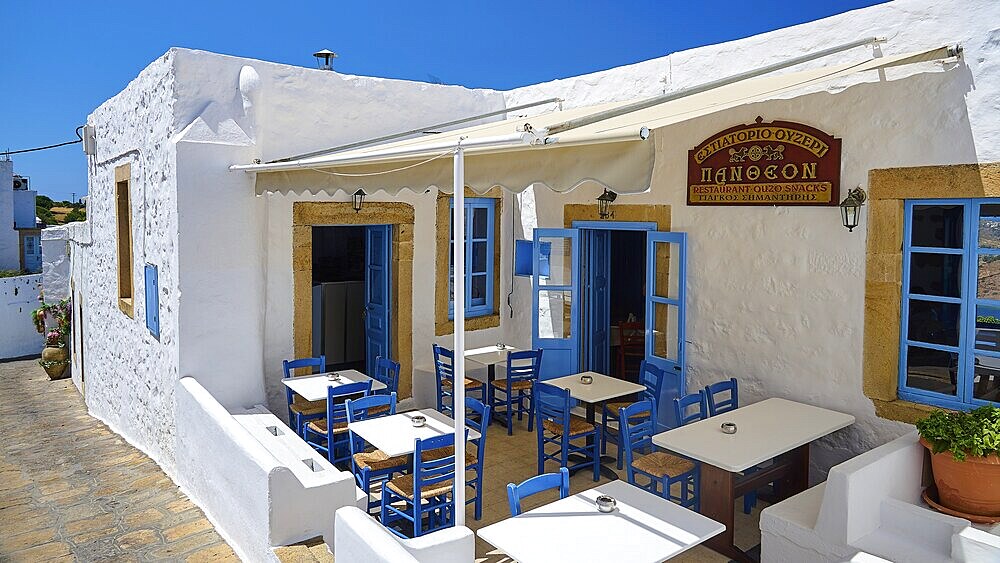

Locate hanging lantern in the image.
[352,189,366,213]
[312,49,338,71]
[839,186,867,232]
[597,188,618,219]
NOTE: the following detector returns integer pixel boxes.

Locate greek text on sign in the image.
[687,117,841,206]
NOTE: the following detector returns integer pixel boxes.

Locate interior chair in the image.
[616,321,645,378]
[370,356,401,416]
[534,382,600,482]
[381,433,458,538]
[506,467,570,517]
[705,377,758,514]
[673,390,708,427]
[421,397,491,520]
[304,380,372,466]
[282,356,327,437]
[601,360,666,468]
[620,400,699,510]
[346,392,408,514]
[490,349,542,435]
[433,344,485,417]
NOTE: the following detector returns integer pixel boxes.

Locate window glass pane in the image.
[471,275,487,304]
[911,204,963,248]
[909,253,962,297]
[975,305,1000,351]
[974,354,1000,403]
[538,236,572,286]
[979,204,1000,249]
[472,242,487,273]
[905,346,958,396]
[472,207,488,239]
[979,255,1000,300]
[651,302,678,362]
[537,290,572,338]
[907,299,961,346]
[652,241,680,300]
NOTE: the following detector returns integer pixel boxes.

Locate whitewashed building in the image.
[66,0,1000,560]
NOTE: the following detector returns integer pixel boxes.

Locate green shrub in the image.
[916,406,1000,461]
[0,269,26,278]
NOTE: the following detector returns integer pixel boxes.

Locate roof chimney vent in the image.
[312,49,338,71]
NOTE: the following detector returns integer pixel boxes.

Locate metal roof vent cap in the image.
[313,49,338,71]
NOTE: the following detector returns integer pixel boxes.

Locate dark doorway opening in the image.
[312,226,366,372]
[609,230,646,381]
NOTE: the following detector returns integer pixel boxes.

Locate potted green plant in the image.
[916,406,1000,518]
[31,297,71,380]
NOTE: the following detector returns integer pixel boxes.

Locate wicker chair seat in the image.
[289,400,326,416]
[353,450,408,472]
[385,475,453,500]
[306,418,349,434]
[419,446,477,465]
[490,379,533,392]
[631,451,695,478]
[442,378,482,389]
[366,404,391,417]
[542,415,595,437]
[604,400,649,418]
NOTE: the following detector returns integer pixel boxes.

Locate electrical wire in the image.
[3,126,85,156]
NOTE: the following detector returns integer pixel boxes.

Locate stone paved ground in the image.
[0,358,239,562]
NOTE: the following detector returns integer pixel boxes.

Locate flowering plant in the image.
[32,295,71,348]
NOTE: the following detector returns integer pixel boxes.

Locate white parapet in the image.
[334,506,474,563]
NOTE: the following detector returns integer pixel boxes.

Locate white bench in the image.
[334,506,474,563]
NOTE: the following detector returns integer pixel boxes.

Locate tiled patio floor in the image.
[0,359,237,562]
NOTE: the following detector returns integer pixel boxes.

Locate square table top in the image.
[347,408,481,458]
[651,397,855,473]
[465,345,519,367]
[477,479,724,563]
[280,370,387,402]
[546,371,646,404]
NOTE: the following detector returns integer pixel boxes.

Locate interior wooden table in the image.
[651,398,854,563]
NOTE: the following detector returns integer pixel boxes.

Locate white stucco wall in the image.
[0,161,18,271]
[0,274,41,359]
[41,225,70,302]
[502,0,1000,475]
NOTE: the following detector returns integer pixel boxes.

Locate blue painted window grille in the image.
[449,198,495,319]
[144,264,160,338]
[900,199,1000,410]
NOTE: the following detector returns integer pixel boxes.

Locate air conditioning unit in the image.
[12,176,28,190]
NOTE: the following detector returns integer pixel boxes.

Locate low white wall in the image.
[334,506,475,563]
[41,226,70,302]
[0,274,41,359]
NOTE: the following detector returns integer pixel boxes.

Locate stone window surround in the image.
[292,201,414,399]
[115,163,134,318]
[863,162,1000,423]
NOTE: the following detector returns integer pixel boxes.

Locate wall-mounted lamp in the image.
[313,49,338,71]
[597,188,618,219]
[839,186,867,232]
[352,189,366,212]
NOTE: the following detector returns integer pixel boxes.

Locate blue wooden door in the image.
[532,229,581,380]
[646,231,687,429]
[365,225,391,376]
[586,230,611,374]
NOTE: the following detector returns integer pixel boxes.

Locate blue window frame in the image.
[449,198,495,319]
[144,264,160,339]
[900,199,1000,409]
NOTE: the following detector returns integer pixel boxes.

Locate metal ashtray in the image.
[496,342,507,350]
[721,422,738,434]
[596,494,617,513]
[411,415,427,427]
[326,372,341,381]
[580,375,594,385]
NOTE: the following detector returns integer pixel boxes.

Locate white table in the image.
[280,370,387,402]
[477,480,724,563]
[546,372,646,478]
[465,344,519,382]
[652,397,854,562]
[347,408,481,458]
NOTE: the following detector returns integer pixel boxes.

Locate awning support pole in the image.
[453,145,466,527]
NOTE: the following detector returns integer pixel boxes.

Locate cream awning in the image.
[233,45,955,196]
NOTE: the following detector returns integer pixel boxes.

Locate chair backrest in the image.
[705,377,739,416]
[464,397,491,461]
[506,467,570,516]
[374,356,401,395]
[346,393,397,460]
[534,382,572,439]
[283,356,327,378]
[619,321,644,350]
[507,349,542,384]
[327,381,373,432]
[413,433,458,495]
[619,400,656,468]
[637,360,666,406]
[673,390,707,427]
[432,344,455,386]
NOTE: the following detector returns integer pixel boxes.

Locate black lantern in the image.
[839,186,867,232]
[597,188,618,219]
[352,189,366,213]
[313,49,338,71]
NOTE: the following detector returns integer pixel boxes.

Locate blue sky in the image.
[0,0,884,202]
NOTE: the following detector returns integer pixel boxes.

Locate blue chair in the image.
[304,381,372,466]
[346,393,408,514]
[370,356,401,416]
[601,360,666,468]
[673,390,708,427]
[620,401,699,510]
[705,377,739,416]
[421,397,491,520]
[507,467,570,517]
[705,377,758,514]
[382,433,459,538]
[282,356,327,437]
[490,349,542,435]
[535,382,601,482]
[433,345,485,416]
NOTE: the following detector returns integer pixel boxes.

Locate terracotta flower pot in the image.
[920,437,1000,517]
[41,346,69,380]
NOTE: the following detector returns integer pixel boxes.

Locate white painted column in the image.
[452,146,466,526]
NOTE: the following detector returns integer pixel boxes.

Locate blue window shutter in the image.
[144,264,160,338]
[448,197,496,319]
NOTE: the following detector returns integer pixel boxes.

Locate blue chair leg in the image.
[505,391,513,436]
[592,430,601,482]
[744,490,757,514]
[527,394,534,433]
[600,409,609,455]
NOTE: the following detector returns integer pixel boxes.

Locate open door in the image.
[645,231,687,430]
[364,225,391,376]
[532,228,580,380]
[584,229,611,374]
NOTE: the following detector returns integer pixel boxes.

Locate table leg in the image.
[567,402,618,480]
[701,463,756,563]
[486,364,509,428]
[778,443,810,502]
